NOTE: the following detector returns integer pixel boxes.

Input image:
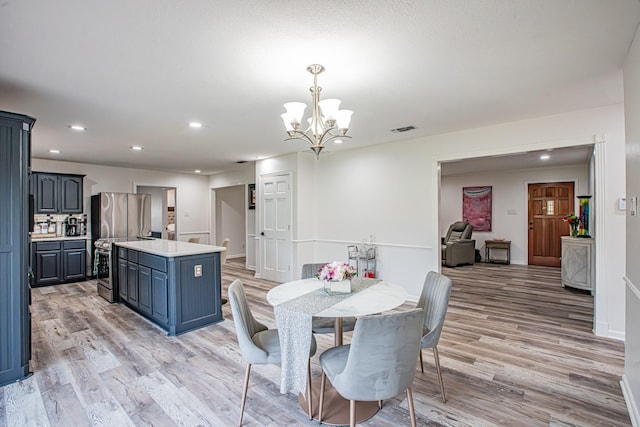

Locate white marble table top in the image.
[267,278,407,318]
[114,239,226,257]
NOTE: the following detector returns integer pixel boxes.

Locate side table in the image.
[485,240,511,264]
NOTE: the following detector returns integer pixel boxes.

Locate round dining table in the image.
[267,277,408,426]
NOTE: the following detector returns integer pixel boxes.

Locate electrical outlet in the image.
[194,265,202,277]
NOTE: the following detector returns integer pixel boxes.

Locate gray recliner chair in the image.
[441,221,475,267]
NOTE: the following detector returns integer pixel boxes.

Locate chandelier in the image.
[281,64,353,159]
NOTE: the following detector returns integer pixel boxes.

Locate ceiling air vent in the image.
[390,125,415,133]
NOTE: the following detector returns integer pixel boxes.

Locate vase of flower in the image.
[318,261,357,295]
[563,213,580,237]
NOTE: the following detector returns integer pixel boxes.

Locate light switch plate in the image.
[618,197,626,211]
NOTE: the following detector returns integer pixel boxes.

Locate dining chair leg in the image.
[433,346,447,402]
[378,400,383,409]
[406,387,417,427]
[319,372,326,422]
[306,358,313,419]
[350,399,356,427]
[419,348,424,373]
[239,363,252,426]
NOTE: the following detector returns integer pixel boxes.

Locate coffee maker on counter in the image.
[65,217,82,237]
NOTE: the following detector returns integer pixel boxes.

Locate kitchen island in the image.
[113,239,226,335]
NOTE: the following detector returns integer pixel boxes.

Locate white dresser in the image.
[561,236,595,295]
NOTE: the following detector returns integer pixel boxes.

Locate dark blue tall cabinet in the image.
[0,111,35,387]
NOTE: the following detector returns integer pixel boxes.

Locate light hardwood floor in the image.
[0,259,630,426]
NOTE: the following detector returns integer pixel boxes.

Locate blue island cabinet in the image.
[114,245,222,335]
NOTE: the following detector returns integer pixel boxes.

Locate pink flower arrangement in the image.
[317,261,357,282]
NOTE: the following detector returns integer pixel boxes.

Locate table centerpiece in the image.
[318,261,357,295]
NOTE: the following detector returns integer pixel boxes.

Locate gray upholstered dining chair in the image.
[318,308,424,427]
[220,237,230,265]
[228,279,317,426]
[416,271,453,402]
[301,263,357,337]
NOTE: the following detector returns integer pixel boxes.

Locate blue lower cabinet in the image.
[151,270,169,324]
[32,239,86,286]
[127,261,138,304]
[138,265,152,315]
[114,246,221,335]
[118,258,128,300]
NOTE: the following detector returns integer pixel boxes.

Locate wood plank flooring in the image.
[0,260,630,426]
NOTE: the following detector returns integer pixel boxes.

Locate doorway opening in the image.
[211,184,247,264]
[437,143,596,330]
[136,185,177,240]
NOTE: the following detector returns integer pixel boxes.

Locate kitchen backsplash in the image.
[32,213,87,237]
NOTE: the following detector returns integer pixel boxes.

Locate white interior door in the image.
[260,172,292,282]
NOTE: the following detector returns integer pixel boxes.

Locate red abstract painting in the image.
[462,186,492,232]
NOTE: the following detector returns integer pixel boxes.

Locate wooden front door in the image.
[528,182,574,267]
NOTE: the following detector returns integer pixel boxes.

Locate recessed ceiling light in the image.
[68,125,86,131]
[49,149,61,154]
[130,146,143,151]
[333,139,343,144]
[194,169,201,173]
[540,154,550,160]
[188,122,202,128]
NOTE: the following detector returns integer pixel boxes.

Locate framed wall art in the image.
[462,186,492,232]
[248,183,256,209]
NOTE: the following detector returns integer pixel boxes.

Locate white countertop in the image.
[114,239,226,257]
[30,235,90,242]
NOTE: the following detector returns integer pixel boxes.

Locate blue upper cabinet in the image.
[32,172,84,214]
[35,173,58,213]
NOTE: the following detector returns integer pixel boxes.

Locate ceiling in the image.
[1,1,639,175]
[440,145,593,176]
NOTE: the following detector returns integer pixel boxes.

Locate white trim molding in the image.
[622,374,640,427]
[178,231,210,236]
[593,140,607,337]
[293,238,433,250]
[626,275,640,301]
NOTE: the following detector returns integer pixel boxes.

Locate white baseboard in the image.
[621,375,639,427]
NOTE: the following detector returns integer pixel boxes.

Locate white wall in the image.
[623,24,640,427]
[306,104,625,341]
[202,105,627,342]
[32,159,211,240]
[215,185,245,258]
[209,161,256,269]
[440,165,589,264]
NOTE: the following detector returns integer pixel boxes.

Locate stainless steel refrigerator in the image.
[91,192,152,240]
[91,193,152,302]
